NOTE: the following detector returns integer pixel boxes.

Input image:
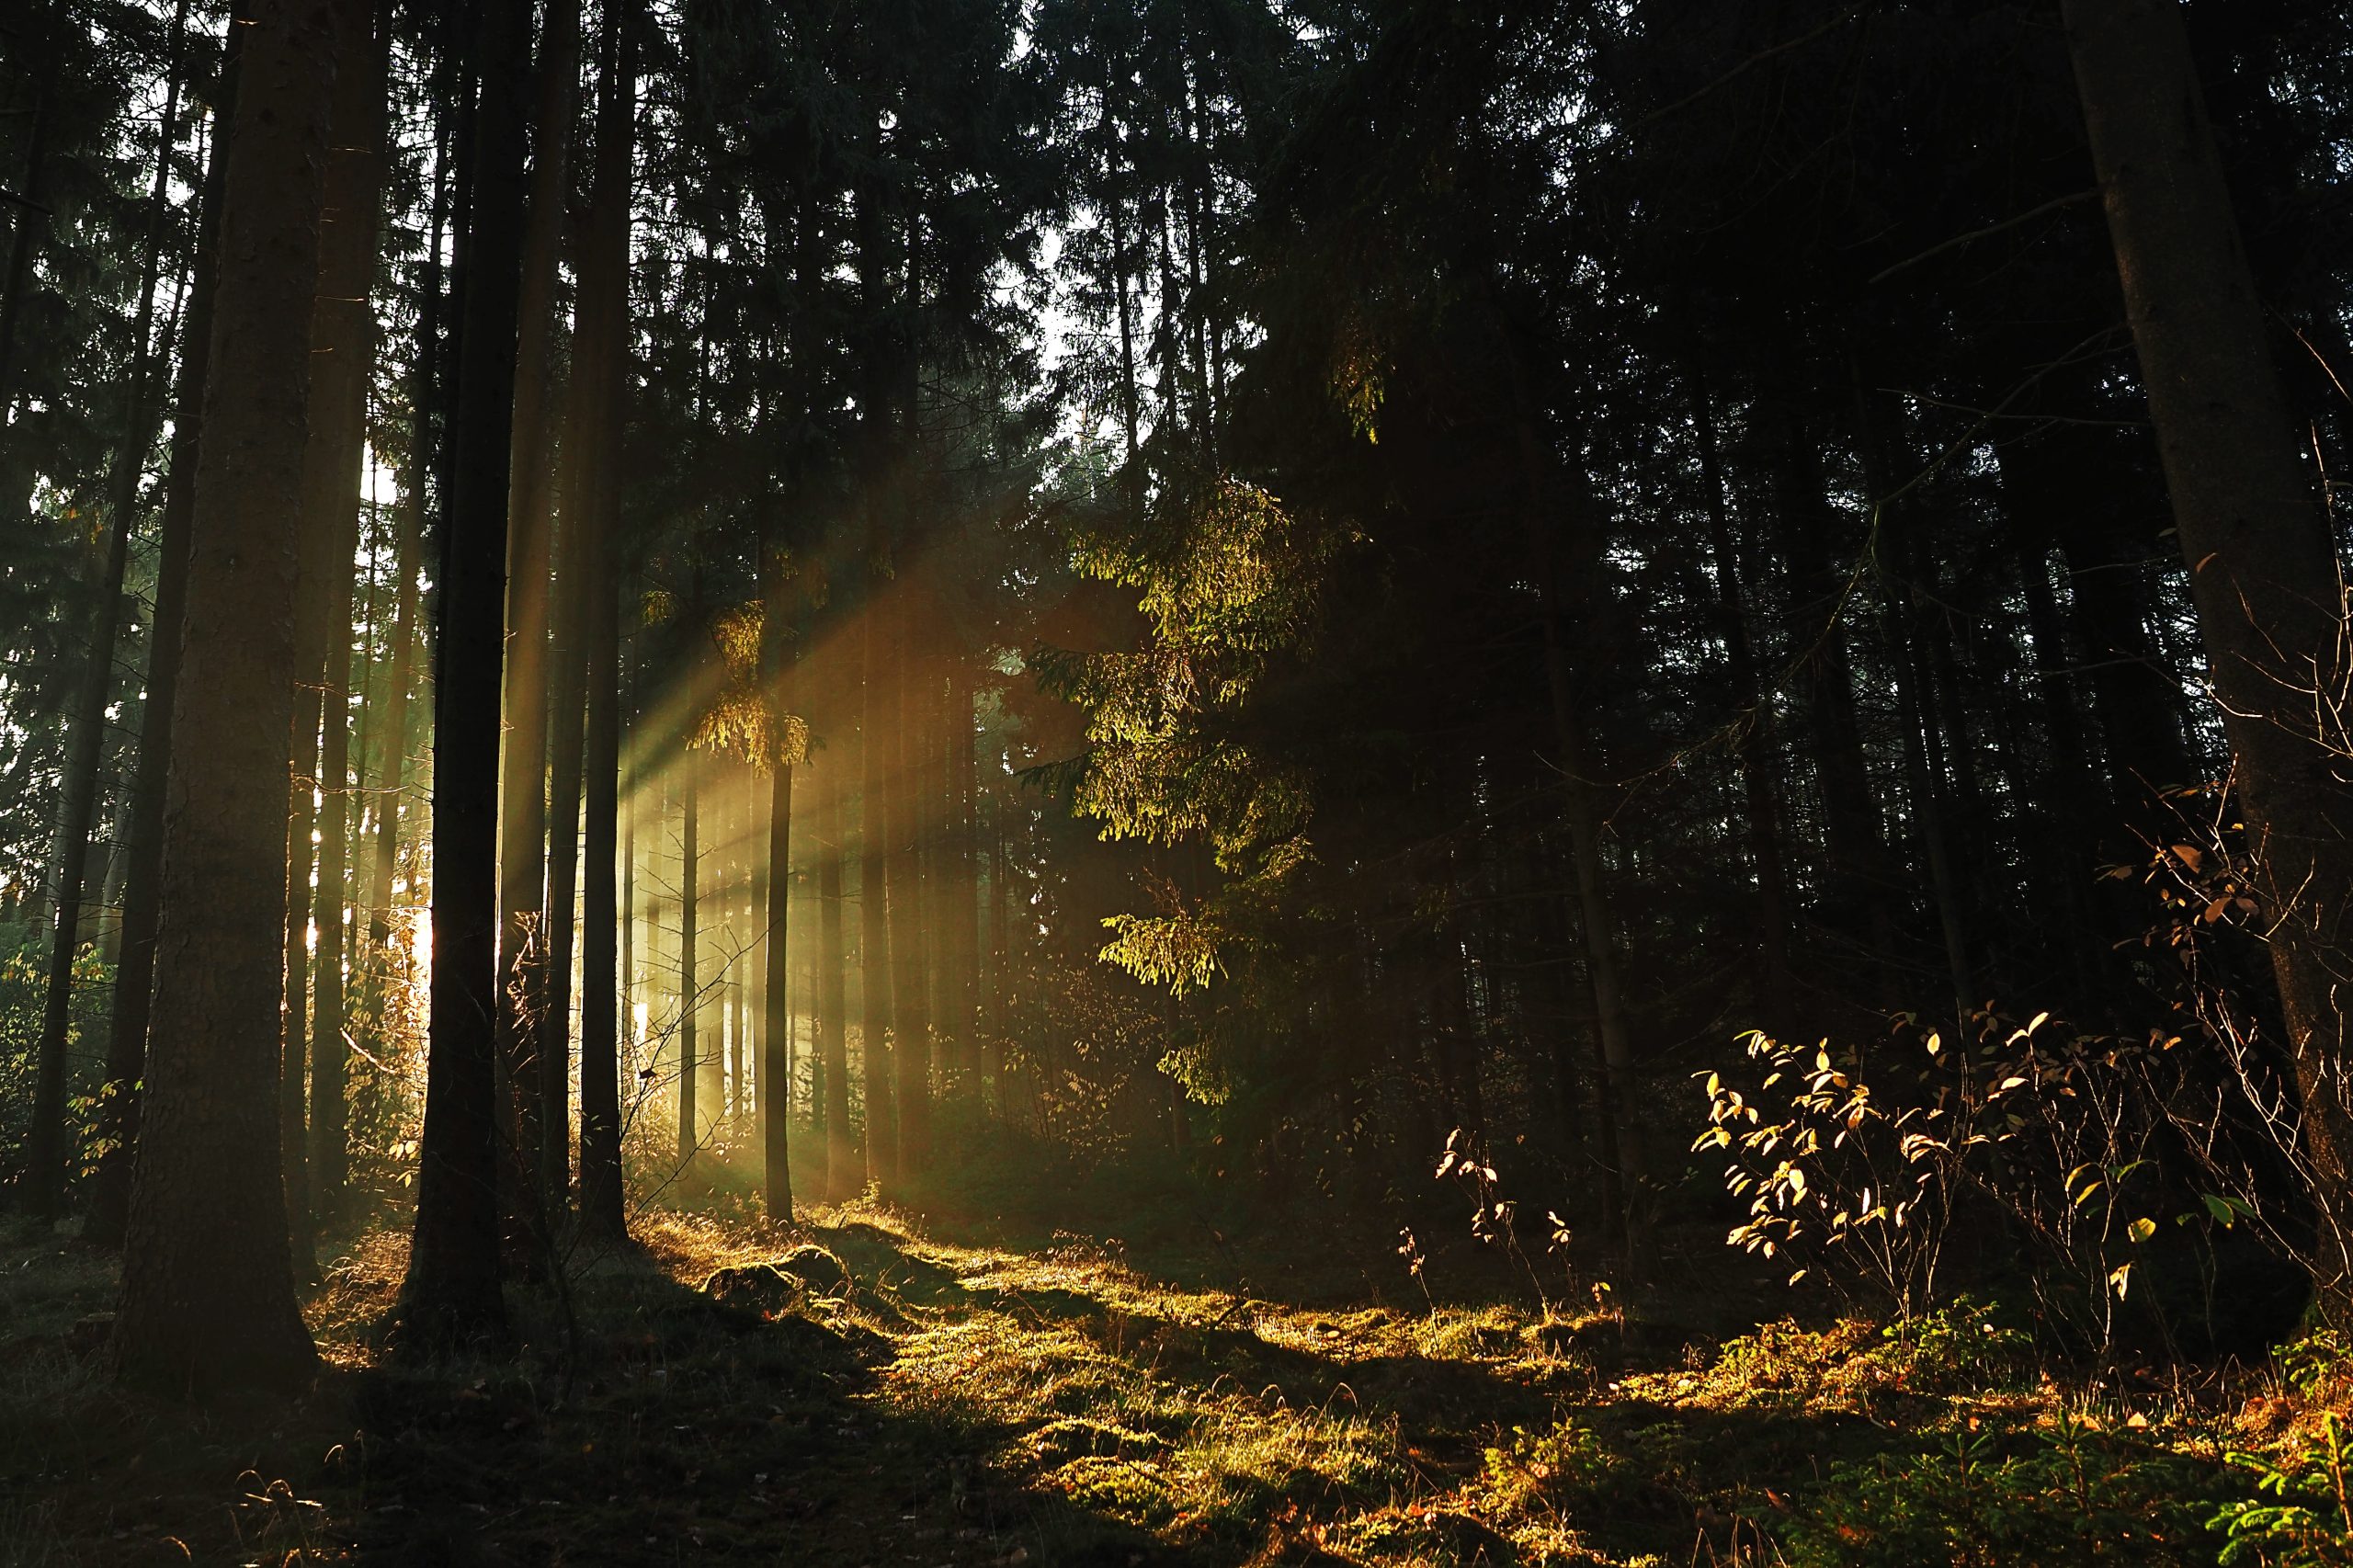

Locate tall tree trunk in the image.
[1850,363,1973,1022]
[581,10,639,1213]
[760,754,793,1212]
[720,805,738,1111]
[573,2,631,1224]
[113,0,342,1397]
[620,720,637,1039]
[278,0,380,1267]
[986,776,1011,1085]
[542,504,586,1204]
[2063,488,2199,820]
[949,660,978,1086]
[1101,81,1141,523]
[676,776,699,1162]
[401,0,535,1350]
[574,3,633,1225]
[368,62,449,981]
[27,0,192,1221]
[0,6,53,419]
[89,6,240,1248]
[2067,0,2353,1297]
[820,763,851,1196]
[1775,408,1891,983]
[305,3,387,1230]
[2000,454,2111,995]
[1520,425,1652,1278]
[760,541,795,1218]
[859,608,893,1187]
[494,0,581,1232]
[1687,369,1792,1020]
[889,595,931,1179]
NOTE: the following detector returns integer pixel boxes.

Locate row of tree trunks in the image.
[760,493,796,1214]
[366,51,447,995]
[86,3,243,1249]
[24,0,194,1221]
[574,0,638,1240]
[676,774,700,1160]
[493,0,581,1238]
[90,0,653,1392]
[401,0,535,1349]
[820,763,853,1192]
[2066,0,2353,1302]
[112,0,347,1396]
[294,0,387,1244]
[0,3,54,419]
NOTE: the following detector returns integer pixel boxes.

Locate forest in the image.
[4,0,2353,1562]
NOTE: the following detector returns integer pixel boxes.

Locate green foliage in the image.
[2212,1415,2353,1567]
[1628,1300,2027,1419]
[1785,1415,2211,1567]
[1045,473,1340,1003]
[686,600,812,771]
[2278,1332,2353,1401]
[1881,1298,2035,1397]
[1097,907,1225,999]
[0,924,111,1202]
[1472,1416,1620,1522]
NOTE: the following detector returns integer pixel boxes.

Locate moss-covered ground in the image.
[1,1168,2338,1566]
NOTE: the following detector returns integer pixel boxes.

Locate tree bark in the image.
[676,775,699,1162]
[401,0,536,1350]
[0,6,53,420]
[494,0,581,1232]
[760,541,795,1219]
[542,505,586,1203]
[946,659,973,1087]
[113,0,342,1398]
[572,0,632,1241]
[303,0,386,1230]
[859,604,893,1187]
[819,763,851,1196]
[2067,0,2353,1295]
[367,59,449,982]
[888,594,931,1179]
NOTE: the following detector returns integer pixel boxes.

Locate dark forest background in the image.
[2,0,2352,1468]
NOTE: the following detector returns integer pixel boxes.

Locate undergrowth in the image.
[2,1175,2349,1566]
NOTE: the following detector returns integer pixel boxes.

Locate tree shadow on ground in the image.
[340,1233,1188,1567]
[1,1207,1947,1568]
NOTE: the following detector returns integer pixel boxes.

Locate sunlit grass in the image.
[2,1196,2344,1565]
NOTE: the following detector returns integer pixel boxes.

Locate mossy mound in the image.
[699,1262,808,1315]
[776,1244,853,1298]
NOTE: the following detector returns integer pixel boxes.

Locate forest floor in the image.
[0,1165,2338,1567]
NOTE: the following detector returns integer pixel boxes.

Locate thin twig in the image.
[1866,188,2098,286]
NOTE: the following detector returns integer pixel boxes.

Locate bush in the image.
[1787,1415,2211,1566]
[2212,1413,2353,1567]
